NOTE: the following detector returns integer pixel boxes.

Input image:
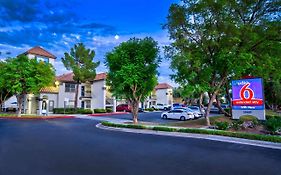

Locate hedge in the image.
[101,121,281,143]
[53,108,93,114]
[94,108,107,113]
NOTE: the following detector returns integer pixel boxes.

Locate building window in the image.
[65,83,76,92]
[85,101,91,108]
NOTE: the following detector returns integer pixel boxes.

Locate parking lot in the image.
[97,111,221,124]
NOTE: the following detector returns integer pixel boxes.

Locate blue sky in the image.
[0,0,179,86]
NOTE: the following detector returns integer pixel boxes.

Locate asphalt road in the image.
[0,119,280,175]
[107,111,220,124]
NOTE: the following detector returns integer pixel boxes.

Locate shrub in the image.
[239,115,258,125]
[94,108,107,113]
[53,108,92,114]
[265,117,281,133]
[152,126,177,132]
[266,115,281,120]
[106,108,113,113]
[231,121,241,130]
[145,108,154,112]
[215,121,229,130]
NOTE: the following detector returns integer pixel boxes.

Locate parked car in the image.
[151,103,171,111]
[116,104,144,112]
[172,103,186,109]
[2,101,18,112]
[116,104,131,112]
[174,107,201,119]
[209,105,220,113]
[161,109,194,121]
[187,106,205,117]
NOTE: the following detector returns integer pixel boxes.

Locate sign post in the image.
[232,78,265,120]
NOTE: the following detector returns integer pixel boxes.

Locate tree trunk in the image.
[131,100,139,124]
[205,92,218,126]
[215,96,231,117]
[16,94,23,117]
[225,83,232,115]
[199,93,205,114]
[74,82,79,110]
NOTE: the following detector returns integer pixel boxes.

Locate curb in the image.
[88,112,129,117]
[0,116,75,120]
[96,123,281,150]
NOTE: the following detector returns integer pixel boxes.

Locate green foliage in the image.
[152,126,177,132]
[224,108,230,114]
[239,115,258,125]
[102,122,281,143]
[144,108,155,112]
[62,43,99,108]
[0,55,54,95]
[164,0,281,124]
[106,108,113,113]
[94,108,107,113]
[215,121,229,130]
[231,121,242,131]
[53,108,92,114]
[105,37,160,123]
[265,117,281,133]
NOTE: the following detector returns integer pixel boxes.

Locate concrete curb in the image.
[96,123,281,150]
[0,116,75,120]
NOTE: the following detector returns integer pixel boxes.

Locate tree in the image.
[105,37,160,124]
[62,43,99,109]
[165,0,280,125]
[0,55,55,117]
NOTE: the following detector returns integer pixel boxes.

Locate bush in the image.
[231,121,242,130]
[106,108,113,113]
[94,108,107,113]
[152,126,177,132]
[239,115,258,125]
[145,108,154,112]
[265,117,281,133]
[53,108,92,114]
[266,115,281,120]
[215,121,229,130]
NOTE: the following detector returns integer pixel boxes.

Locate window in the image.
[65,83,76,92]
[36,57,49,63]
[85,101,91,108]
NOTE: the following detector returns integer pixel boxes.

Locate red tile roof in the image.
[24,46,56,59]
[155,83,173,90]
[56,72,107,82]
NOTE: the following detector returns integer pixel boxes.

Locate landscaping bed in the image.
[101,121,281,143]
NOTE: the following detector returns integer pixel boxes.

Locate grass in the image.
[266,110,281,117]
[102,121,281,143]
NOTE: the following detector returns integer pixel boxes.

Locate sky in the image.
[0,0,180,86]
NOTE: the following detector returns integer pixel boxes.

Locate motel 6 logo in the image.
[232,82,263,106]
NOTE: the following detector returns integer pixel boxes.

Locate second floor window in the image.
[65,83,76,92]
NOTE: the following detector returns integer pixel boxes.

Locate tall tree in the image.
[105,37,160,124]
[0,55,55,117]
[62,43,99,109]
[165,0,281,125]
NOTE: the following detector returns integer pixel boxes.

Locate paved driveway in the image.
[0,119,280,175]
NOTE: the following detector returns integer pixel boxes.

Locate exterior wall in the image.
[26,54,55,66]
[57,83,81,108]
[156,88,173,105]
[92,80,106,109]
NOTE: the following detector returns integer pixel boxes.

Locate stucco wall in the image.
[156,88,173,105]
[92,80,106,109]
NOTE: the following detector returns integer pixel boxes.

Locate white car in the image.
[187,106,205,117]
[2,101,18,112]
[151,103,171,111]
[161,109,194,121]
[174,107,202,119]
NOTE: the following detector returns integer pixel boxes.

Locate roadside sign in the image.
[231,78,265,120]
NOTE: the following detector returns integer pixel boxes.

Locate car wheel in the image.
[163,114,167,119]
[180,116,186,121]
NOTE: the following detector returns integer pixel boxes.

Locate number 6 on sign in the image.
[240,83,254,100]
